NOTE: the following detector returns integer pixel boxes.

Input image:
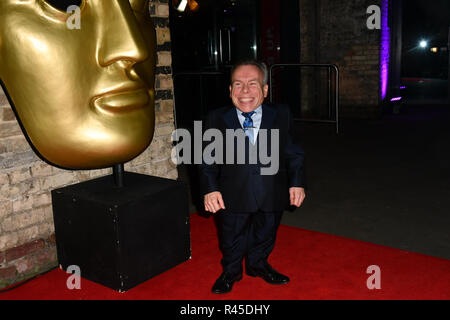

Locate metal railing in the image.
[269,63,339,134]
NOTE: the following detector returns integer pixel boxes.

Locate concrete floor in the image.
[179,104,450,260]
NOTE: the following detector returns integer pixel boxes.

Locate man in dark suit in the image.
[199,60,306,294]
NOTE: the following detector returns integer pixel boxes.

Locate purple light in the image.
[400,86,406,89]
[380,0,390,100]
[390,97,402,102]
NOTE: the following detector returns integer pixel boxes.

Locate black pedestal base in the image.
[51,172,191,292]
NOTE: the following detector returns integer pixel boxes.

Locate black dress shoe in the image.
[246,265,290,285]
[211,272,243,294]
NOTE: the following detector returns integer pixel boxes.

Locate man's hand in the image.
[204,191,226,213]
[289,187,305,207]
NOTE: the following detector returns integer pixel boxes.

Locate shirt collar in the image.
[235,105,262,116]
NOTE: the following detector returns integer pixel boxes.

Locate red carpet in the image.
[1,213,449,300]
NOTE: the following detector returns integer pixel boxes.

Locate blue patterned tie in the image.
[242,111,255,143]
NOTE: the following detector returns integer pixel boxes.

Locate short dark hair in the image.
[230,59,269,86]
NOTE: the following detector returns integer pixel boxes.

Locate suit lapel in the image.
[255,104,277,151]
[260,104,276,131]
[223,106,242,130]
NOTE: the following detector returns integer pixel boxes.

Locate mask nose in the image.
[95,0,149,67]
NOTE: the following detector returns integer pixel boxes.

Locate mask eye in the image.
[43,0,83,11]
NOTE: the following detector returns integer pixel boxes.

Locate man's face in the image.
[0,0,156,169]
[229,65,268,113]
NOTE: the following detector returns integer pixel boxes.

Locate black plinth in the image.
[51,172,191,292]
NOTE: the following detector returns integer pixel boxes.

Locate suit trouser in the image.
[218,211,283,275]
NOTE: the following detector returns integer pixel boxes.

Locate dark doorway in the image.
[169,0,301,128]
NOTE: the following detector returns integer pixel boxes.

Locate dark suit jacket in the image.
[199,103,305,213]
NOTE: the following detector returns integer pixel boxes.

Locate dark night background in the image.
[402,0,449,79]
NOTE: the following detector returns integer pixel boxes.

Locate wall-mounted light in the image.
[176,0,188,12]
[380,0,390,100]
[188,0,199,12]
[173,0,199,13]
[430,47,438,53]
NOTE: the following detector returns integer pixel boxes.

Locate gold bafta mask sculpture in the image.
[0,0,156,169]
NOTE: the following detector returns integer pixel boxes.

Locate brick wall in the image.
[0,1,176,289]
[300,0,381,118]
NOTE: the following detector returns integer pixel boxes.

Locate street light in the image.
[419,40,428,48]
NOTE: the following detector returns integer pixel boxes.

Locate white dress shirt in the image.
[235,105,262,145]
